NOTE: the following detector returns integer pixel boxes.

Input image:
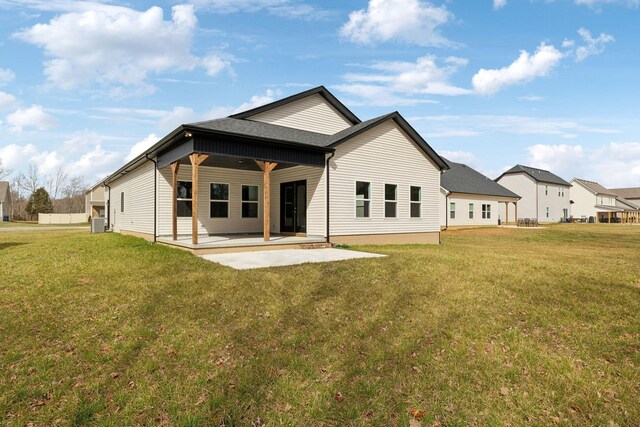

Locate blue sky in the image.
[0,0,639,187]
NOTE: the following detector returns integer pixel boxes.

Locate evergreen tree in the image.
[26,187,54,218]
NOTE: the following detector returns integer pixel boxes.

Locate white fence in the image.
[38,213,88,224]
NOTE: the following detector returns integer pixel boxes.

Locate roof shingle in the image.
[497,164,570,186]
[442,160,520,198]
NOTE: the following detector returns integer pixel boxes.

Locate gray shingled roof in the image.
[497,164,570,186]
[610,187,640,200]
[442,160,520,198]
[616,197,640,210]
[0,181,9,202]
[573,178,618,196]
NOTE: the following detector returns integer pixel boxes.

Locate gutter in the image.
[145,154,158,243]
[325,151,335,244]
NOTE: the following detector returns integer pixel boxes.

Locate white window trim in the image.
[468,203,474,219]
[482,203,491,219]
[450,202,456,220]
[410,186,421,219]
[210,182,230,219]
[354,180,372,219]
[384,183,398,219]
[241,184,260,219]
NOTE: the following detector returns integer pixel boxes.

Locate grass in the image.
[0,224,639,426]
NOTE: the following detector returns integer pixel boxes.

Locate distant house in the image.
[571,179,640,223]
[85,184,106,219]
[495,165,571,223]
[93,86,449,250]
[0,181,11,221]
[609,187,640,205]
[440,160,520,227]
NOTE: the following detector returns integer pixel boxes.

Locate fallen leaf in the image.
[409,408,426,420]
[109,372,120,379]
[335,391,344,402]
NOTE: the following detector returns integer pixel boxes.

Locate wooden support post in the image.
[171,161,180,240]
[255,160,278,241]
[505,202,509,225]
[189,153,209,245]
[607,211,611,224]
[514,202,518,226]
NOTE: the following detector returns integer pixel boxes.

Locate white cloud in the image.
[202,54,234,77]
[0,91,17,111]
[71,144,122,178]
[440,150,481,168]
[14,4,233,94]
[340,0,456,47]
[0,143,39,170]
[0,68,15,85]
[575,0,640,7]
[493,0,507,9]
[518,95,545,101]
[574,27,614,61]
[526,142,640,187]
[125,133,159,161]
[335,55,470,106]
[472,43,564,95]
[6,105,56,132]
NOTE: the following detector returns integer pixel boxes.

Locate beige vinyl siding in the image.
[570,180,597,219]
[497,173,537,220]
[497,173,570,222]
[247,93,352,135]
[329,120,441,236]
[109,161,156,235]
[270,165,326,236]
[536,182,570,222]
[158,165,265,236]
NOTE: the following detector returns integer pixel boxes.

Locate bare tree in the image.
[62,175,87,213]
[0,158,12,180]
[10,174,27,220]
[46,165,68,212]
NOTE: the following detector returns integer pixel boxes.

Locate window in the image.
[546,206,550,218]
[468,203,474,219]
[545,185,548,196]
[558,188,561,196]
[120,192,124,213]
[450,202,456,219]
[242,185,259,218]
[356,181,371,218]
[210,183,229,218]
[410,186,421,218]
[176,181,192,217]
[385,184,397,218]
[482,204,491,219]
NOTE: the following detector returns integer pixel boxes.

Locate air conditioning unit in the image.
[91,218,106,233]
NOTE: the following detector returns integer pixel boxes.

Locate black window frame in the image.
[210,182,229,218]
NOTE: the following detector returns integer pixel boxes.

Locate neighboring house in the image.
[610,187,640,205]
[439,160,520,228]
[572,179,640,223]
[0,181,11,222]
[98,86,449,249]
[85,184,106,219]
[495,165,571,223]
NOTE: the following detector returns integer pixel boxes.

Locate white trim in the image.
[410,185,421,218]
[354,179,372,219]
[384,182,398,219]
[209,182,230,219]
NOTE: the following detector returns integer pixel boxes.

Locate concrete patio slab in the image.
[200,248,386,270]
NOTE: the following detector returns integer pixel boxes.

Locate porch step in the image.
[300,243,332,249]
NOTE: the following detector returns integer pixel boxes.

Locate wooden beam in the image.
[514,202,518,226]
[607,211,611,224]
[505,201,509,225]
[189,153,209,245]
[171,161,180,240]
[255,160,278,241]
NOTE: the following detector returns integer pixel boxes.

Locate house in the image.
[85,184,106,219]
[609,187,640,205]
[571,179,640,223]
[0,181,11,222]
[439,160,520,228]
[495,165,571,223]
[97,86,449,250]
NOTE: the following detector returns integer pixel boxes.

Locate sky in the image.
[0,0,639,188]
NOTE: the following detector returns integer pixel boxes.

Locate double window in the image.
[176,181,192,217]
[356,181,371,218]
[482,204,491,219]
[385,184,397,218]
[210,183,229,218]
[410,186,421,218]
[545,185,549,196]
[468,203,474,219]
[546,206,550,218]
[242,185,259,218]
[450,202,456,219]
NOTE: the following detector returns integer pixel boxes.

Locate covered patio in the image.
[155,119,332,249]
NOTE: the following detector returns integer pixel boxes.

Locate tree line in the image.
[1,159,88,221]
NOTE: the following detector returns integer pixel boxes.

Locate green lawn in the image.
[1,225,639,426]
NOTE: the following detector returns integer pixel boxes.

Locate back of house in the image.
[99,86,449,248]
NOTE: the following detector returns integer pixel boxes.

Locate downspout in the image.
[445,193,449,230]
[145,154,158,243]
[104,183,111,230]
[325,151,335,244]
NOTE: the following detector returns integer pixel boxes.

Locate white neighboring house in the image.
[496,165,571,223]
[439,160,520,228]
[571,178,640,223]
[96,86,449,250]
[610,187,640,205]
[0,181,12,221]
